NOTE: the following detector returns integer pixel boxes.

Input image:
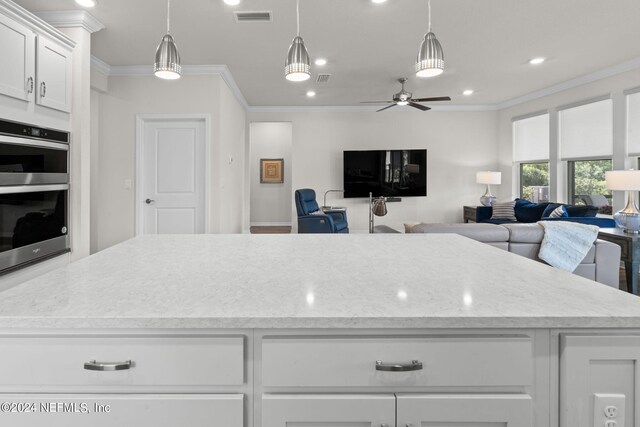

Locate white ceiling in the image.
[13,0,640,107]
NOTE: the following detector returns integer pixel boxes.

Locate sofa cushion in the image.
[502,223,544,243]
[564,204,599,217]
[409,223,509,242]
[491,201,516,221]
[514,198,550,223]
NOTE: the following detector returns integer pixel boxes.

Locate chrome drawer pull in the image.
[375,360,423,372]
[84,360,133,371]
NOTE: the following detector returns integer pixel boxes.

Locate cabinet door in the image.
[36,36,72,112]
[263,394,395,427]
[0,394,243,427]
[0,13,35,102]
[396,394,533,427]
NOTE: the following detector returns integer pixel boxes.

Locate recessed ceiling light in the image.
[371,0,388,3]
[306,91,316,97]
[75,0,96,7]
[529,57,546,65]
[315,58,327,66]
[223,0,241,5]
[463,89,474,96]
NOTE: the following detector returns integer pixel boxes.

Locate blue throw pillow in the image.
[548,205,568,218]
[514,198,551,223]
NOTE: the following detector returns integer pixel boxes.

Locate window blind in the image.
[559,98,612,160]
[627,91,640,156]
[513,113,549,162]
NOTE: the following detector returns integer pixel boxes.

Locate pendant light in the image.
[154,0,181,80]
[284,0,310,82]
[415,0,444,78]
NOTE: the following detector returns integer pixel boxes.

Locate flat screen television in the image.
[343,149,427,198]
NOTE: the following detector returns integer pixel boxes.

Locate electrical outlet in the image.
[594,393,625,427]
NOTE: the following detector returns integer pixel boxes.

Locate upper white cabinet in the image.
[0,13,35,102]
[0,5,73,114]
[36,36,72,112]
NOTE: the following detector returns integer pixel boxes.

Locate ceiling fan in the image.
[361,78,451,112]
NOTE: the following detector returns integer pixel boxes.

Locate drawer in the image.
[262,335,532,387]
[0,336,244,389]
[0,394,243,427]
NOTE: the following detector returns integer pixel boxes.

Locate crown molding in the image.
[498,56,640,110]
[35,10,105,34]
[247,104,498,113]
[0,0,75,48]
[90,55,111,76]
[91,55,640,114]
[104,64,249,110]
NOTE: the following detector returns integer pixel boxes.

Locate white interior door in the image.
[140,118,206,235]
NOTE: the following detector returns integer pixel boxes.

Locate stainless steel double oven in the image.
[0,119,70,274]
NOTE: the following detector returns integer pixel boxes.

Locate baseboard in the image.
[250,222,292,227]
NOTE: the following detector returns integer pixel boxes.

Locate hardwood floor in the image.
[250,226,291,234]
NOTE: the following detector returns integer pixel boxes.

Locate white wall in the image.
[92,74,245,251]
[248,110,499,232]
[497,69,640,210]
[249,122,293,226]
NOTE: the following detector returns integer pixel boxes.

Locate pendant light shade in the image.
[415,0,444,78]
[285,36,310,81]
[415,32,444,77]
[284,0,310,82]
[155,0,181,80]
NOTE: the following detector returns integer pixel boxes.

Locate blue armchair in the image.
[295,189,349,233]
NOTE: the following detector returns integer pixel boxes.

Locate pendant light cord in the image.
[167,0,171,34]
[427,0,431,32]
[296,0,300,36]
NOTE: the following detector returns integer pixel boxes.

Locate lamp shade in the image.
[415,32,444,78]
[285,36,310,81]
[154,34,181,80]
[476,171,501,185]
[605,170,640,191]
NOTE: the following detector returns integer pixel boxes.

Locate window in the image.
[513,114,550,202]
[567,159,612,213]
[520,162,549,202]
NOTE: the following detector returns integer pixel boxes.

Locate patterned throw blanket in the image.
[538,221,600,272]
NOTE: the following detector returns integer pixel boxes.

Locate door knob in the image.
[145,198,155,204]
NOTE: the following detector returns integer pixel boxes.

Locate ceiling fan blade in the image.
[408,102,431,111]
[376,103,398,112]
[360,101,393,104]
[410,96,452,102]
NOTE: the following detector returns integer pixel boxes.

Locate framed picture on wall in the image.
[260,158,284,183]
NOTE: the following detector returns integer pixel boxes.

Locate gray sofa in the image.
[408,222,621,288]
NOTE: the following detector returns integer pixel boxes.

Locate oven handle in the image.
[0,184,69,195]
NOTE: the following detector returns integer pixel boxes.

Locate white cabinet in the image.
[263,394,396,427]
[0,394,244,427]
[0,13,35,102]
[396,394,533,427]
[0,11,72,113]
[36,36,72,113]
[263,394,533,427]
[560,334,640,427]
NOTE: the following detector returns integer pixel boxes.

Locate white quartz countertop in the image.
[1,234,640,329]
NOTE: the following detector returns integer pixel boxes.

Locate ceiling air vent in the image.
[316,74,331,83]
[234,11,272,23]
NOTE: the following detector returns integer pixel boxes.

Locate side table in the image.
[463,206,478,223]
[597,228,639,295]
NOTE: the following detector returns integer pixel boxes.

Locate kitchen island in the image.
[0,234,639,427]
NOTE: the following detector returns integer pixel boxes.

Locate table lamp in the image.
[476,171,501,206]
[369,192,387,233]
[605,170,640,233]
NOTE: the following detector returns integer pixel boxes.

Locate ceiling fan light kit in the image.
[154,0,181,80]
[285,0,311,82]
[415,0,444,78]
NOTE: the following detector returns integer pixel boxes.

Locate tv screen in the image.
[343,149,427,198]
